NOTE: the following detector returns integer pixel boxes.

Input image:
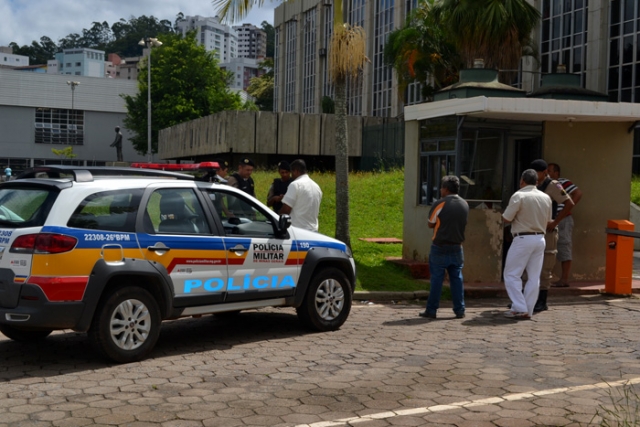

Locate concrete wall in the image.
[159,111,374,160]
[544,121,634,281]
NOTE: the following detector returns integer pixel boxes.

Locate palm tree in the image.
[434,0,540,75]
[213,0,367,247]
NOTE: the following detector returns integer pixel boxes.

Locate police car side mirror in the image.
[228,217,241,225]
[278,214,291,233]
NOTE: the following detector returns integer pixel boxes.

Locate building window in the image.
[372,0,395,117]
[418,117,504,207]
[347,0,366,115]
[419,118,457,205]
[274,26,280,111]
[540,0,588,86]
[322,3,334,101]
[302,8,317,113]
[608,0,640,102]
[35,108,84,145]
[284,19,298,112]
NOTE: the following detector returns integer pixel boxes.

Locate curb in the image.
[354,291,428,302]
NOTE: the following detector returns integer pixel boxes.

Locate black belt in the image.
[513,232,545,237]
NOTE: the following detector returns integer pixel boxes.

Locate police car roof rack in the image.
[15,165,196,182]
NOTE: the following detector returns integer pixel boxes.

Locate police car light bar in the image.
[130,162,220,171]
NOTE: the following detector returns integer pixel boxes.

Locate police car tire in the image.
[89,287,161,363]
[296,267,352,332]
[0,324,52,341]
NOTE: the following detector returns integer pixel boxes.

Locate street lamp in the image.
[138,37,162,162]
[66,81,80,144]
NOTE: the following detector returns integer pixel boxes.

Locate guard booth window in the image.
[419,117,456,205]
[459,130,504,209]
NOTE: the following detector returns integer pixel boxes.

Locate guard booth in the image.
[402,68,640,283]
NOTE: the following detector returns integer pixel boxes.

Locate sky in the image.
[1,0,280,47]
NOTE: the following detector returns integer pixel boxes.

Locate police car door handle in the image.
[148,242,170,253]
[228,244,248,253]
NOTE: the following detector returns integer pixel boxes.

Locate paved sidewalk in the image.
[355,251,640,302]
[0,294,639,426]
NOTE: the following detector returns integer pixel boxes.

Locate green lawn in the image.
[632,176,640,205]
[251,168,426,292]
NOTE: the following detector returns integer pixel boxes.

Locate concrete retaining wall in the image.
[159,111,394,160]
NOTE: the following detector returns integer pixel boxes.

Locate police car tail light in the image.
[11,233,78,254]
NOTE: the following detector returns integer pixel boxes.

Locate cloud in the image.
[1,0,278,47]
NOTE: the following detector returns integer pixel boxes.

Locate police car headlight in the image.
[345,245,353,258]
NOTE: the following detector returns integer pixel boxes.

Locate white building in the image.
[0,47,29,68]
[177,15,238,63]
[0,68,146,170]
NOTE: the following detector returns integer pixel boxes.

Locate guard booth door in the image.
[501,137,542,276]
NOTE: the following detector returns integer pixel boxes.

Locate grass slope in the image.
[251,169,425,292]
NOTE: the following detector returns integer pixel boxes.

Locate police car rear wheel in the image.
[89,287,161,363]
[0,324,52,341]
[297,268,352,331]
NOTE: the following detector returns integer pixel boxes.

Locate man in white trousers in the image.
[502,169,552,319]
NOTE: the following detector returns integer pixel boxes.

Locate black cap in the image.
[530,159,548,172]
[215,159,229,169]
[277,161,290,171]
[241,158,255,167]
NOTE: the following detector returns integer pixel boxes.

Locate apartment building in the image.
[48,48,106,78]
[177,15,238,63]
[233,23,267,59]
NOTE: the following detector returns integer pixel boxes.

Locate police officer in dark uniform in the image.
[227,158,255,197]
[267,161,292,214]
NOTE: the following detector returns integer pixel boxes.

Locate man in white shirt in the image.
[280,159,322,232]
[502,169,552,319]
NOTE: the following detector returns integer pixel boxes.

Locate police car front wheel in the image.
[297,267,352,332]
[89,286,161,363]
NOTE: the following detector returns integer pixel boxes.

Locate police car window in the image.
[68,189,143,232]
[208,190,275,237]
[146,188,210,235]
[0,187,55,227]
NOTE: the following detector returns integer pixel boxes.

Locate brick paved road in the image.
[1,295,639,426]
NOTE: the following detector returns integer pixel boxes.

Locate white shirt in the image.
[502,185,552,235]
[281,174,323,232]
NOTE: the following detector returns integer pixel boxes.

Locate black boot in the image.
[533,290,548,313]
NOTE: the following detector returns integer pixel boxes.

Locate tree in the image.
[261,21,275,58]
[122,32,243,155]
[434,0,540,76]
[51,147,77,159]
[9,36,58,64]
[213,0,368,247]
[321,96,335,114]
[246,58,274,111]
[109,15,176,58]
[384,0,460,101]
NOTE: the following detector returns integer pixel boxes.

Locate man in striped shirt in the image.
[548,163,583,287]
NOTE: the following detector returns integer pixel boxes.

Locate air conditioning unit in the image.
[319,48,327,56]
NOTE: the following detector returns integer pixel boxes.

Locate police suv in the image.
[0,166,355,363]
